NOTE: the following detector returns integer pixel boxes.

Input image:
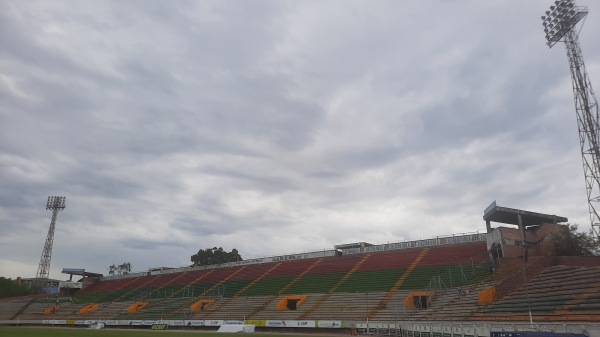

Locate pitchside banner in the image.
[42,319,341,329]
[186,320,206,327]
[266,320,286,328]
[285,320,316,328]
[225,320,244,325]
[490,333,587,337]
[317,320,344,328]
[268,320,318,328]
[244,320,266,327]
[205,320,224,326]
[244,320,316,328]
[151,323,168,330]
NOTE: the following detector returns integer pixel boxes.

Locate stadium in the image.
[1,202,599,336]
[2,1,600,336]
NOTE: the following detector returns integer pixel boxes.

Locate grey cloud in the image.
[305,170,345,179]
[200,165,296,192]
[116,238,183,250]
[1,0,599,279]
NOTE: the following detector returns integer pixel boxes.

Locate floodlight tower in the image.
[36,196,66,281]
[542,0,600,239]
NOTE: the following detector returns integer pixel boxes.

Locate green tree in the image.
[108,262,132,275]
[0,277,32,298]
[191,247,242,266]
[552,224,600,256]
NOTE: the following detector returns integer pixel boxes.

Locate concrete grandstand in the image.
[1,205,599,336]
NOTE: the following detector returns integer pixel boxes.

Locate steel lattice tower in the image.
[36,196,66,281]
[542,0,600,239]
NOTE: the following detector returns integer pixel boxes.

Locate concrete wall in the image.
[494,224,567,259]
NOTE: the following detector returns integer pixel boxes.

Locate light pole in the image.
[542,0,600,240]
[36,196,66,288]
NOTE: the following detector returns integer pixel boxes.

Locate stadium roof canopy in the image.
[61,268,103,279]
[483,201,568,230]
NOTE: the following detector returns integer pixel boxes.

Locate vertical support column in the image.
[517,212,528,262]
[485,220,491,233]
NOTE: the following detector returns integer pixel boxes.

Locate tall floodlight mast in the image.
[36,196,66,282]
[542,0,600,239]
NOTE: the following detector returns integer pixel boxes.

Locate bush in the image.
[0,277,32,298]
[552,224,600,256]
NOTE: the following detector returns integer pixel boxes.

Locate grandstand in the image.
[5,235,492,322]
[1,207,600,336]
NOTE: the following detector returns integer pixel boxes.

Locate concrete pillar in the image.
[518,212,528,262]
[486,220,492,233]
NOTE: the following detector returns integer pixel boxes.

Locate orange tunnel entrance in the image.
[277,295,307,311]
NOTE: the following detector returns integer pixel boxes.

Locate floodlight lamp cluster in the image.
[46,196,66,210]
[541,0,587,48]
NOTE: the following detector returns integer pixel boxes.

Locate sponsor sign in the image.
[89,322,105,329]
[62,268,85,274]
[284,320,315,328]
[244,320,266,327]
[171,320,184,326]
[490,333,586,337]
[65,320,75,325]
[105,320,116,326]
[142,320,156,325]
[272,254,303,262]
[266,320,286,327]
[151,323,169,330]
[129,320,142,326]
[220,258,266,268]
[225,320,244,325]
[186,320,206,327]
[47,320,66,325]
[317,320,343,328]
[205,320,223,326]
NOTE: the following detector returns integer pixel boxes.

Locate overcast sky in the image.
[1,1,599,280]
